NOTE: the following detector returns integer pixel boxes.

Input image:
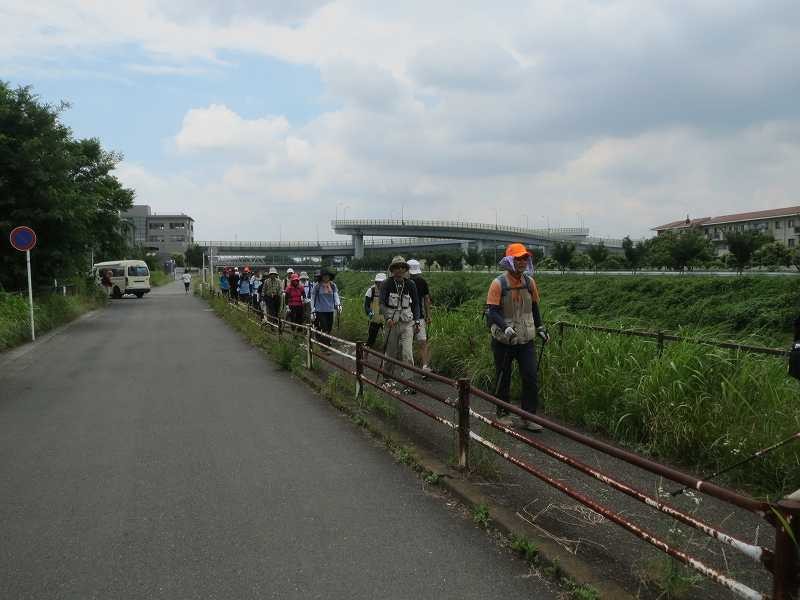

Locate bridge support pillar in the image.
[353,234,365,259]
[461,241,471,254]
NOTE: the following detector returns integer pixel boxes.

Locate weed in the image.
[272,340,300,371]
[393,445,416,466]
[423,471,442,485]
[472,503,490,528]
[358,388,397,418]
[510,535,539,563]
[568,583,601,600]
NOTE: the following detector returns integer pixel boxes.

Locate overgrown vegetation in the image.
[332,271,800,496]
[0,289,105,351]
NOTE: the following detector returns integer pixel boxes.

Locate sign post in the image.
[9,226,38,341]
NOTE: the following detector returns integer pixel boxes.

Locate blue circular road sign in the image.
[10,226,37,251]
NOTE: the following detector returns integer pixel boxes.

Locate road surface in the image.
[0,281,554,599]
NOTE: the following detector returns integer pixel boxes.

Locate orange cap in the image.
[505,243,530,258]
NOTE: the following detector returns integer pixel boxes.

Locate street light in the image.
[521,214,529,229]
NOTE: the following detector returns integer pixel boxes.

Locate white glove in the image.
[336,305,343,314]
[504,327,517,339]
[537,326,550,343]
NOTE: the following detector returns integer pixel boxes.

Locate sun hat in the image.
[286,267,294,274]
[505,243,531,258]
[268,267,278,275]
[299,271,309,280]
[374,273,387,282]
[407,259,422,275]
[318,267,337,280]
[388,255,409,271]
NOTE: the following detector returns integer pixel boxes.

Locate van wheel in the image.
[134,292,145,298]
[112,286,123,299]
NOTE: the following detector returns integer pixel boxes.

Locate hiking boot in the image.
[495,411,514,426]
[515,418,544,432]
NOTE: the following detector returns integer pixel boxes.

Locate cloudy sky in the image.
[3,1,799,241]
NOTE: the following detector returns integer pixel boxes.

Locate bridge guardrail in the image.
[205,287,799,600]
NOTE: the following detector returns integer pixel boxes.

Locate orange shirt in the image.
[486,272,540,306]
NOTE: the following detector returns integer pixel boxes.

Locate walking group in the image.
[214,242,550,433]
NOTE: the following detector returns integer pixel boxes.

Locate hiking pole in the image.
[377,310,399,385]
[670,431,800,497]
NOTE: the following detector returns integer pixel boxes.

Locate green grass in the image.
[149,270,170,287]
[472,502,490,528]
[330,271,800,497]
[0,290,105,351]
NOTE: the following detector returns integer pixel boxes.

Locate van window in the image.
[128,266,150,276]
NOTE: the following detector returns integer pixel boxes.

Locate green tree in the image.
[464,248,482,269]
[184,243,205,268]
[551,241,576,273]
[622,236,647,273]
[0,82,134,290]
[671,229,714,271]
[724,230,772,273]
[586,242,609,273]
[753,241,790,269]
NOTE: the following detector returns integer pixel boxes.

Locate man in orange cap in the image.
[485,243,549,431]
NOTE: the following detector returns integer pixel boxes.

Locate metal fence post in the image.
[305,325,313,369]
[355,342,364,401]
[772,499,800,600]
[457,378,470,471]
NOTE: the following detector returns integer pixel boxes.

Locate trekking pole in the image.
[377,310,399,385]
[670,431,800,497]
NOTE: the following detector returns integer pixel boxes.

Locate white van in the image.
[93,260,151,299]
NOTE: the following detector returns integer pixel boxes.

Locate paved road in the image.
[0,282,554,600]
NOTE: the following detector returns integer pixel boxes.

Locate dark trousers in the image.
[316,312,334,333]
[239,293,250,305]
[288,305,304,326]
[491,339,538,415]
[264,296,279,318]
[367,322,383,347]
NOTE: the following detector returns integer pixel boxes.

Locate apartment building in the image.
[121,205,195,256]
[652,206,800,255]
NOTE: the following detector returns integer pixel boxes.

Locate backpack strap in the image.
[497,273,531,298]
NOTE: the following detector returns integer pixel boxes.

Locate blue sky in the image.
[2,1,799,241]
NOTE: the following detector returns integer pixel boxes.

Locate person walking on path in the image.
[237,272,252,305]
[182,270,192,295]
[310,268,341,347]
[282,267,295,290]
[408,259,433,372]
[364,273,387,348]
[219,271,230,298]
[379,256,421,393]
[485,243,550,431]
[284,274,306,329]
[299,271,313,324]
[228,269,240,302]
[251,271,263,309]
[261,267,282,320]
[101,269,113,300]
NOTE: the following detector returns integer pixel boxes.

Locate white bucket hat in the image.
[374,273,387,282]
[407,259,422,275]
[268,267,278,275]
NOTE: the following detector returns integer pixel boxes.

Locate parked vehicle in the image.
[93,260,151,299]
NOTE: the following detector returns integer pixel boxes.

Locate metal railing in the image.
[555,321,791,358]
[205,288,799,600]
[198,237,465,251]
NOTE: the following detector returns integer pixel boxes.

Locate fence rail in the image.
[205,287,799,600]
[555,321,791,358]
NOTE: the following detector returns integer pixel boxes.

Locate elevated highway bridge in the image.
[198,219,624,262]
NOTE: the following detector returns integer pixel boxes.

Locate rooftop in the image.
[653,206,800,231]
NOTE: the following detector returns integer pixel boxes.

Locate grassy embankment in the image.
[149,270,170,286]
[332,272,800,497]
[0,290,106,352]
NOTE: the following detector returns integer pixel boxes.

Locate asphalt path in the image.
[0,281,554,600]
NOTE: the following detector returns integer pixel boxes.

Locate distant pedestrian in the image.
[310,268,341,347]
[408,259,432,372]
[101,269,113,299]
[219,271,230,298]
[283,267,295,290]
[182,270,192,294]
[238,273,252,305]
[379,256,421,393]
[299,271,312,323]
[284,274,306,328]
[261,267,282,320]
[364,273,386,348]
[485,243,549,431]
[252,271,263,309]
[228,269,240,302]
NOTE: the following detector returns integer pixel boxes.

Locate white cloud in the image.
[6,0,800,240]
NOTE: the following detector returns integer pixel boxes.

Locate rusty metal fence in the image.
[555,321,791,358]
[209,290,799,600]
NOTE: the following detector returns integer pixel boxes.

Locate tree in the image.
[184,243,205,268]
[586,242,609,273]
[0,82,134,291]
[551,241,576,273]
[671,228,714,271]
[622,236,647,273]
[480,248,497,269]
[724,230,772,273]
[464,248,482,269]
[753,241,790,269]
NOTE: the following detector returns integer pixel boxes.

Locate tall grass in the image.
[332,271,800,496]
[0,291,105,351]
